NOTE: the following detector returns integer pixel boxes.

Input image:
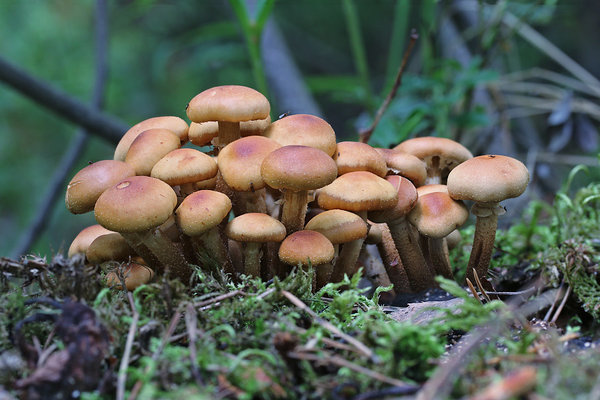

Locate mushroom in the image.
[278,230,335,290]
[394,137,472,184]
[124,129,182,176]
[334,141,387,177]
[218,136,281,215]
[375,148,427,187]
[175,190,234,275]
[65,160,135,215]
[114,116,189,161]
[447,155,529,287]
[225,213,286,278]
[369,175,436,292]
[261,145,338,234]
[94,176,190,280]
[264,114,337,156]
[106,259,154,291]
[304,209,368,282]
[151,148,218,200]
[371,222,412,293]
[186,85,271,149]
[317,171,398,283]
[86,233,136,265]
[67,224,114,258]
[407,191,469,279]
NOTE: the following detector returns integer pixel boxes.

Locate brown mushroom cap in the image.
[189,121,219,146]
[225,213,286,243]
[447,155,529,203]
[369,175,418,222]
[394,137,473,166]
[261,145,338,191]
[375,148,427,187]
[175,190,232,236]
[218,136,281,191]
[106,261,154,291]
[151,148,218,186]
[417,184,448,197]
[317,171,398,213]
[240,115,271,137]
[278,230,335,266]
[124,129,182,176]
[408,192,469,238]
[65,160,135,214]
[334,142,387,177]
[304,209,368,244]
[94,176,177,233]
[86,233,135,264]
[186,85,270,123]
[114,116,189,161]
[264,114,337,156]
[67,224,114,257]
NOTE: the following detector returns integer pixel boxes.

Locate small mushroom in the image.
[447,154,529,287]
[67,224,114,258]
[264,114,337,156]
[279,230,335,290]
[124,129,182,176]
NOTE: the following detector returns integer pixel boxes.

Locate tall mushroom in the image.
[186,85,271,149]
[447,155,529,287]
[261,145,338,234]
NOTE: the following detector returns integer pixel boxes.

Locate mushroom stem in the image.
[329,210,367,283]
[191,227,234,276]
[428,237,454,279]
[424,156,442,185]
[218,121,241,147]
[315,262,333,290]
[359,244,396,301]
[233,189,267,216]
[465,203,503,289]
[387,217,436,292]
[280,189,308,234]
[178,183,196,198]
[243,242,263,278]
[377,223,412,293]
[123,227,190,281]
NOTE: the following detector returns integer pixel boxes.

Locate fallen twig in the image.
[280,290,377,362]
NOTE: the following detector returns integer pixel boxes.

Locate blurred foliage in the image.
[1,0,599,258]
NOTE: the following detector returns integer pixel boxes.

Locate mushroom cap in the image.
[304,209,367,244]
[394,137,472,172]
[94,176,177,233]
[447,155,529,203]
[375,148,427,187]
[369,175,418,222]
[193,175,218,190]
[186,85,270,123]
[334,142,387,177]
[278,230,335,266]
[218,136,281,191]
[86,233,135,264]
[261,145,338,191]
[114,116,189,161]
[188,121,219,146]
[124,129,182,176]
[408,191,469,238]
[264,114,337,156]
[317,171,398,212]
[106,262,154,291]
[417,184,448,197]
[175,190,232,236]
[67,224,114,257]
[65,160,135,214]
[241,115,271,137]
[151,148,218,186]
[225,213,286,243]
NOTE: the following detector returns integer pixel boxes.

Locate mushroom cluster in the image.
[65,85,529,293]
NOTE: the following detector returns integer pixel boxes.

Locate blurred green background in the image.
[1,0,598,258]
